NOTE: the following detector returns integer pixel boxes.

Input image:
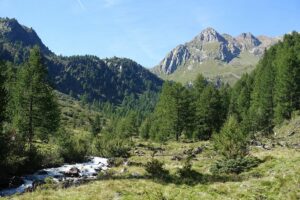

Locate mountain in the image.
[152,27,280,84]
[0,17,163,104]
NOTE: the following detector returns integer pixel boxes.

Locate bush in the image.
[145,159,168,179]
[107,157,125,167]
[177,154,193,178]
[58,129,91,163]
[213,116,249,159]
[210,157,262,174]
[93,131,132,158]
[35,143,64,168]
[97,169,116,179]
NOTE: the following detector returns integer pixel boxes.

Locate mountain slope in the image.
[0,18,163,103]
[152,27,280,84]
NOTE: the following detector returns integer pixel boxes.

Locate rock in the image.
[31,180,45,190]
[250,140,262,146]
[136,143,146,148]
[107,158,116,167]
[152,27,280,85]
[8,176,24,188]
[277,141,286,147]
[64,167,81,177]
[183,148,193,155]
[134,150,145,156]
[262,144,272,150]
[288,131,295,136]
[292,143,300,149]
[131,172,141,178]
[120,168,128,174]
[193,147,203,155]
[171,155,183,161]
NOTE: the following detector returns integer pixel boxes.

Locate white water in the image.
[0,157,108,197]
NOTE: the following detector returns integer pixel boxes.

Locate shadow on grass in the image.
[98,170,243,186]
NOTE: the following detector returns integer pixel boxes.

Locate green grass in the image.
[4,136,299,200]
[158,52,260,85]
[56,91,105,131]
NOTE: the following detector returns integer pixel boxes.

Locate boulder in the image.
[250,140,262,146]
[262,144,271,150]
[31,180,45,190]
[288,131,295,136]
[134,150,145,156]
[183,148,193,155]
[64,167,81,177]
[171,155,183,161]
[193,147,203,155]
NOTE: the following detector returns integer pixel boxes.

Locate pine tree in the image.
[193,74,207,98]
[249,48,276,134]
[139,116,152,139]
[151,82,184,141]
[213,116,248,159]
[0,62,7,126]
[179,87,196,139]
[13,47,60,151]
[194,84,222,140]
[274,33,300,124]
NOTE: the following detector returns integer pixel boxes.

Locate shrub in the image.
[97,169,116,179]
[58,129,91,163]
[107,157,125,167]
[93,131,132,158]
[145,159,168,179]
[35,143,64,168]
[210,157,262,174]
[213,116,249,159]
[177,154,193,178]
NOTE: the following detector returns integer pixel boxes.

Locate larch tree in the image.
[13,47,60,152]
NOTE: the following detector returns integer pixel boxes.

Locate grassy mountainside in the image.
[160,52,259,85]
[152,27,279,85]
[56,91,105,131]
[5,116,300,200]
[0,17,163,104]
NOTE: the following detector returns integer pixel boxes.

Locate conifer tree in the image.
[0,62,7,127]
[274,33,300,123]
[151,82,184,141]
[194,84,222,140]
[13,47,60,151]
[249,48,276,134]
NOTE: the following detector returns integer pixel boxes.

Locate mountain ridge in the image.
[152,27,280,84]
[0,17,163,104]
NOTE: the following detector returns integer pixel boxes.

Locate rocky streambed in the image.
[0,157,108,197]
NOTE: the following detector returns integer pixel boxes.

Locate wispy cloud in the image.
[76,0,86,10]
[103,0,120,8]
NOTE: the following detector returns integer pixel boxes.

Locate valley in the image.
[0,6,300,200]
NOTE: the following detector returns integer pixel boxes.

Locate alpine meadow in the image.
[0,1,299,199]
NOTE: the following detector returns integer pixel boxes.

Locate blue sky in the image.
[0,0,299,67]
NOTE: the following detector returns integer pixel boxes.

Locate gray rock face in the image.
[235,32,261,51]
[154,27,279,75]
[159,45,190,74]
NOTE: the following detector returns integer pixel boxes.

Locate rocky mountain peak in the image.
[235,32,261,50]
[195,27,225,43]
[0,17,52,56]
[153,27,279,79]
